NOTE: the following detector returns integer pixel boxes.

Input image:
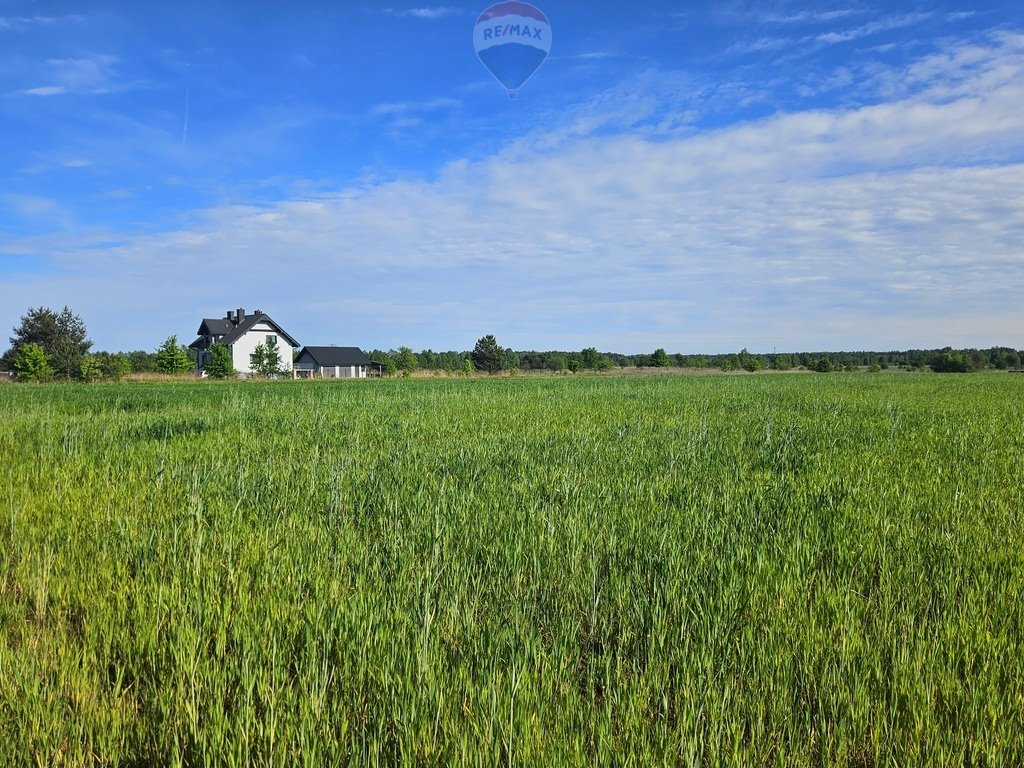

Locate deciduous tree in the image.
[651,348,670,367]
[396,347,418,377]
[580,347,602,370]
[105,354,132,381]
[250,338,283,378]
[79,355,103,382]
[14,343,53,382]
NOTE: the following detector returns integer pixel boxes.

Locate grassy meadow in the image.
[1,373,1022,766]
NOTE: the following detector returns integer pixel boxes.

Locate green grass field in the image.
[1,374,1022,766]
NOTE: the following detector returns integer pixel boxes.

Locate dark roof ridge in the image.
[190,311,300,350]
[296,345,372,367]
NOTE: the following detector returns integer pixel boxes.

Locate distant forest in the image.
[365,345,1022,375]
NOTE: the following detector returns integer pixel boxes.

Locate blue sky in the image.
[1,1,1023,354]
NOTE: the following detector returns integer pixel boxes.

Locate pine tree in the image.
[471,335,504,374]
[3,306,91,379]
[154,335,192,375]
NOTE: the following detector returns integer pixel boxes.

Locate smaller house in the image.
[294,346,379,378]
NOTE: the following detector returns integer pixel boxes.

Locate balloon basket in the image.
[507,91,518,101]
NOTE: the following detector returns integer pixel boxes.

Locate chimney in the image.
[226,310,235,324]
[237,307,246,324]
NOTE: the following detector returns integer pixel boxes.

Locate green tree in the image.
[930,350,973,373]
[205,343,235,379]
[461,358,475,377]
[546,353,568,372]
[154,335,192,375]
[772,354,794,370]
[472,335,504,374]
[503,348,520,373]
[3,306,92,379]
[105,354,132,381]
[396,346,418,377]
[651,348,670,367]
[250,338,283,378]
[14,343,54,382]
[79,355,103,382]
[580,347,602,370]
[126,350,156,373]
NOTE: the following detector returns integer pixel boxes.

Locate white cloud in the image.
[817,13,932,44]
[371,97,461,116]
[4,34,1024,352]
[21,85,67,96]
[391,7,464,20]
[761,9,863,25]
[0,15,82,31]
[18,54,121,96]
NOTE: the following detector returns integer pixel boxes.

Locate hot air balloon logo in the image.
[473,2,551,99]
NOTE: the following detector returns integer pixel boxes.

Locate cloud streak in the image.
[389,7,464,20]
[17,54,123,96]
[817,12,933,44]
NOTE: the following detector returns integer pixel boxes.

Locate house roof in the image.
[296,346,372,367]
[197,318,234,336]
[189,312,300,350]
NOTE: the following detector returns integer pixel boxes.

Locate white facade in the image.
[231,322,293,375]
[309,365,367,378]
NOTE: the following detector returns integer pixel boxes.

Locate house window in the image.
[266,334,277,345]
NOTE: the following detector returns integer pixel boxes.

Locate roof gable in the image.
[219,313,300,348]
[197,318,234,336]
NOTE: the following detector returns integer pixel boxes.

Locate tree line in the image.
[2,306,1021,382]
[370,339,1023,376]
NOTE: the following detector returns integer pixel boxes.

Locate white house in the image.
[189,308,299,376]
[294,346,379,378]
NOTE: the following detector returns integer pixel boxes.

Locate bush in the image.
[14,343,54,382]
[79,355,103,383]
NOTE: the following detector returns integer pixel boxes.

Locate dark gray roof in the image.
[296,346,372,367]
[190,312,300,350]
[197,318,234,336]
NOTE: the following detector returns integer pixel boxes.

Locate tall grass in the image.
[1,374,1022,765]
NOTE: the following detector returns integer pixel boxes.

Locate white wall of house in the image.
[327,365,366,378]
[293,364,368,378]
[231,323,292,374]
